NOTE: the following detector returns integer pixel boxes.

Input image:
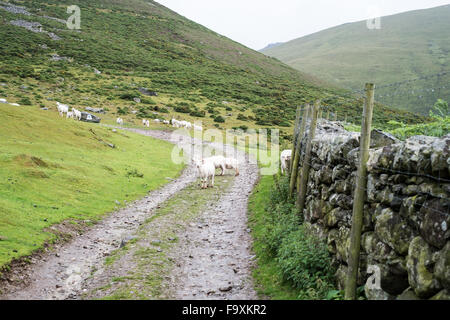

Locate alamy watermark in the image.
[66,5,81,30]
[366,265,381,290]
[366,5,382,30]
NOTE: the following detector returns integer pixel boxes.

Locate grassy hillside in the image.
[0,104,183,268]
[262,5,450,115]
[0,0,421,133]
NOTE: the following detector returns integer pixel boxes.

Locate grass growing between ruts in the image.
[92,176,234,300]
[0,104,184,269]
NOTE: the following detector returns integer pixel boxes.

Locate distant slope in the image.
[262,5,450,115]
[260,42,284,51]
[0,0,420,127]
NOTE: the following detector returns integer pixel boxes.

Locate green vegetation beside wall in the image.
[248,175,339,300]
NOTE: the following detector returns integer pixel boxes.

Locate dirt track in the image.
[0,128,259,300]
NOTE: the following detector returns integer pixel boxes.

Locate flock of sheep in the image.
[56,102,82,120]
[50,102,292,190]
[193,155,239,189]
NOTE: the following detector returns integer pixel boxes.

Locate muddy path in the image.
[1,128,259,300]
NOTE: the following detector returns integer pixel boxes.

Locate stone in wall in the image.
[406,237,442,298]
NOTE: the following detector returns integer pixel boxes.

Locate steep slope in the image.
[0,0,420,128]
[262,5,450,115]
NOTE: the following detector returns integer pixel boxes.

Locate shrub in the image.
[214,115,225,123]
[18,97,32,105]
[117,106,129,115]
[237,113,248,121]
[189,110,206,118]
[174,104,191,113]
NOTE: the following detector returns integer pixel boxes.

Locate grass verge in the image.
[0,104,184,269]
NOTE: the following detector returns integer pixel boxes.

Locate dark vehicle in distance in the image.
[80,112,101,123]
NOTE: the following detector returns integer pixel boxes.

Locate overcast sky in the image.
[156,0,450,50]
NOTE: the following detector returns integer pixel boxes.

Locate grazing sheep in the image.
[224,157,240,176]
[56,102,69,117]
[280,150,292,175]
[142,119,147,126]
[9,103,20,106]
[163,120,170,125]
[72,108,82,121]
[145,120,150,127]
[0,98,7,104]
[154,119,161,123]
[204,155,226,176]
[66,111,74,119]
[172,119,181,128]
[195,159,216,189]
[116,117,124,125]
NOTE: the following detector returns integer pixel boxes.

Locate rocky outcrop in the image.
[297,121,450,300]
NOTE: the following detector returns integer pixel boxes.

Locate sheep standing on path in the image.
[224,157,240,176]
[205,155,226,176]
[195,159,216,189]
[280,150,292,175]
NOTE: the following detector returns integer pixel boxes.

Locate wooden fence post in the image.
[290,105,303,173]
[289,105,310,197]
[296,101,320,212]
[345,83,375,300]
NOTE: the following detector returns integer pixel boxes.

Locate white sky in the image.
[156,0,450,50]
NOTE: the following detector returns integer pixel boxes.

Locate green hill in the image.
[262,5,450,115]
[0,0,420,130]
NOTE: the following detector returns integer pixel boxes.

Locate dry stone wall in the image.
[297,120,449,300]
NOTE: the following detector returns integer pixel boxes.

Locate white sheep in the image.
[280,150,292,175]
[74,109,82,121]
[146,120,150,127]
[194,125,203,132]
[56,102,69,117]
[0,98,7,104]
[224,157,240,176]
[154,119,161,123]
[172,119,181,128]
[66,111,74,119]
[195,159,216,189]
[142,119,147,126]
[184,121,193,129]
[163,120,170,125]
[9,103,20,106]
[204,155,226,176]
[116,117,124,125]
